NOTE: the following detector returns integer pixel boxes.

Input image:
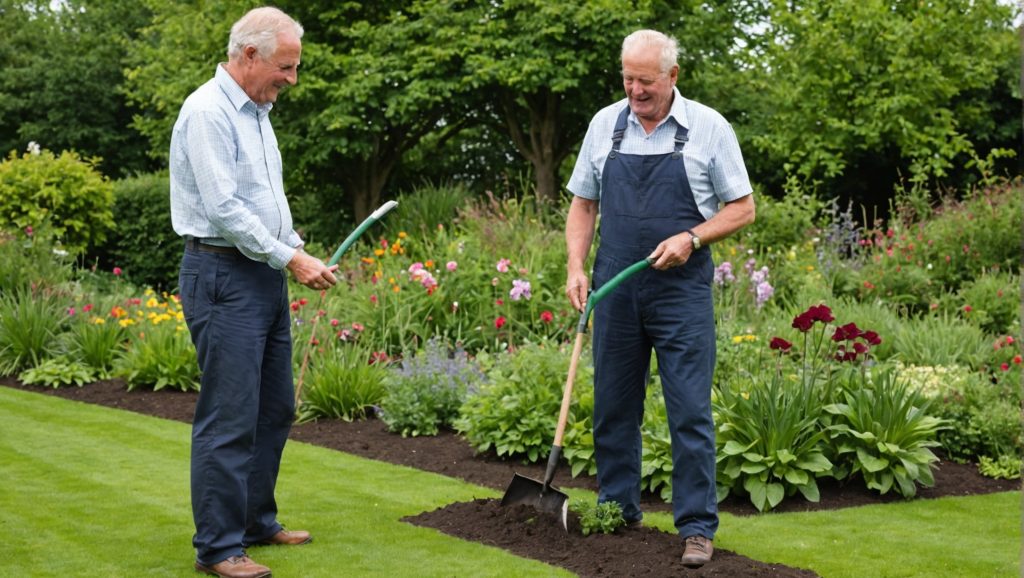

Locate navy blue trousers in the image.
[179,248,295,565]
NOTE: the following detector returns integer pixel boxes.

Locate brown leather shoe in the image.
[194,555,271,578]
[257,529,312,546]
[681,535,713,568]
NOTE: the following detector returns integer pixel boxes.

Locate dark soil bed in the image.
[5,377,1019,577]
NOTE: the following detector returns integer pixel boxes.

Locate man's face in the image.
[621,49,678,126]
[243,32,301,105]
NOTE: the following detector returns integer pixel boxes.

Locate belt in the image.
[185,238,241,256]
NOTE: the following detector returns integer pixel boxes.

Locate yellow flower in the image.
[361,257,375,264]
[374,248,385,257]
[119,318,135,328]
[398,231,407,239]
[392,285,401,293]
[806,265,815,272]
[92,317,106,325]
[741,391,750,400]
[144,288,155,296]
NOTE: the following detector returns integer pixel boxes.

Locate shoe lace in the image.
[685,536,709,553]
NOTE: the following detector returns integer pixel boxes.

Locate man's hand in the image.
[565,269,589,312]
[286,251,339,290]
[648,231,695,270]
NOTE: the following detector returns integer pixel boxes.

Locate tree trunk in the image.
[500,89,574,202]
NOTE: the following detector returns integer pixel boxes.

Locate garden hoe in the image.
[294,200,399,407]
[500,257,654,531]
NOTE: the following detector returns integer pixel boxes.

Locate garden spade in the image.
[500,257,654,531]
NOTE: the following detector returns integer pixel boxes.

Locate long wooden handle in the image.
[552,331,586,447]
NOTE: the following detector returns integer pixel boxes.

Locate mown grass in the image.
[1,386,1019,577]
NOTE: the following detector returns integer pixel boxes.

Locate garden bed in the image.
[4,377,1018,577]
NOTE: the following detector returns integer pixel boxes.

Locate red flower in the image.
[494,316,507,329]
[791,313,814,332]
[963,305,972,313]
[1013,355,1022,365]
[831,322,862,342]
[1000,363,1010,371]
[369,351,390,365]
[290,302,300,312]
[862,330,881,346]
[769,337,792,351]
[540,310,553,324]
[112,267,122,276]
[330,318,339,327]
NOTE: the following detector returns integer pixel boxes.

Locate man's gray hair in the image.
[621,30,679,73]
[227,7,304,60]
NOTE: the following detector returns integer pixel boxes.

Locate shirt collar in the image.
[215,63,273,116]
[627,87,688,132]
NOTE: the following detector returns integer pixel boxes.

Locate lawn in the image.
[0,385,1019,577]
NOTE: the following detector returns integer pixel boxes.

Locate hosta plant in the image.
[714,373,833,512]
[19,357,95,387]
[824,368,949,498]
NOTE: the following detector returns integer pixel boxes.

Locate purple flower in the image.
[714,262,735,285]
[509,279,532,301]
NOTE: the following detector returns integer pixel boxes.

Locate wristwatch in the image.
[686,229,702,250]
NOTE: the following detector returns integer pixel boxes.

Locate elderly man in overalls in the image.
[564,29,755,569]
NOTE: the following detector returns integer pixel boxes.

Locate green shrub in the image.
[931,372,1022,467]
[0,147,114,255]
[953,269,1020,336]
[91,171,180,290]
[379,339,485,437]
[977,454,1021,480]
[297,344,389,422]
[640,381,674,502]
[0,224,75,295]
[456,340,586,463]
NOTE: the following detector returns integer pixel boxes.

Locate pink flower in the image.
[1000,363,1010,371]
[330,318,339,327]
[370,294,378,305]
[351,322,364,332]
[67,307,76,316]
[25,226,33,237]
[494,316,507,329]
[963,305,972,313]
[446,261,458,272]
[540,310,553,324]
[83,304,93,313]
[496,258,511,273]
[112,267,122,276]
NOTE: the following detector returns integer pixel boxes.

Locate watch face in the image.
[692,234,701,250]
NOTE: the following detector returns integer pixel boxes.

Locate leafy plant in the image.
[0,223,73,294]
[824,368,949,498]
[572,498,625,536]
[298,344,389,422]
[977,454,1021,481]
[67,315,126,379]
[715,372,833,512]
[456,341,582,463]
[640,382,674,502]
[0,288,67,376]
[113,293,197,392]
[379,338,485,437]
[19,357,95,387]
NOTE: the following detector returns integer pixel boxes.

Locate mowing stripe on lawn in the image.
[0,386,571,577]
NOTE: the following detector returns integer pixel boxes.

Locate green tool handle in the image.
[576,257,654,333]
[327,200,399,267]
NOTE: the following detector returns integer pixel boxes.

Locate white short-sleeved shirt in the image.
[567,88,752,220]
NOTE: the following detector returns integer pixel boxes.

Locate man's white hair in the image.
[621,29,679,73]
[227,7,304,60]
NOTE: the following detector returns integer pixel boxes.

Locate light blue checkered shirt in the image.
[567,88,752,220]
[170,64,301,270]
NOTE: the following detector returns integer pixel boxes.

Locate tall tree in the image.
[720,0,1021,206]
[0,0,155,177]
